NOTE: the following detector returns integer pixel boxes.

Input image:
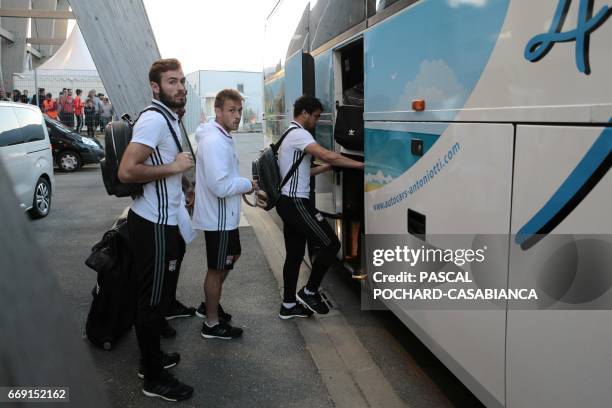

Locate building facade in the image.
[186,70,263,130]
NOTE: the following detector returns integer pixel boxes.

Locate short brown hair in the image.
[149,58,182,84]
[214,89,243,110]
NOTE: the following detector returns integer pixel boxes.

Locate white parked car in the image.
[0,101,55,218]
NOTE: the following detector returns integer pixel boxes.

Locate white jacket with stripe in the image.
[192,122,252,231]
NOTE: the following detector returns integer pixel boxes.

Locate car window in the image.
[48,119,72,134]
[0,107,24,147]
[14,107,46,143]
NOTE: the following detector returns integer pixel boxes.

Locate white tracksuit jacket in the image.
[192,122,252,231]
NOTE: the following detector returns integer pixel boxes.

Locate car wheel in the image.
[30,177,51,219]
[57,151,81,172]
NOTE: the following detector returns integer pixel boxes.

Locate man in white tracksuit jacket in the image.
[193,89,256,340]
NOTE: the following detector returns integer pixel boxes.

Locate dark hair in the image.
[149,58,182,85]
[293,95,324,118]
[76,89,82,95]
[214,89,243,109]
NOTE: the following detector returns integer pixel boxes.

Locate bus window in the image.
[375,0,403,12]
[366,0,377,17]
[310,0,366,51]
[368,0,418,23]
[264,0,310,80]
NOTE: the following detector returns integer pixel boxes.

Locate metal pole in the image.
[34,68,39,105]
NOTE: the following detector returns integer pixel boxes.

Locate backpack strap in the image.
[276,125,306,191]
[279,151,306,190]
[272,125,299,153]
[139,106,184,154]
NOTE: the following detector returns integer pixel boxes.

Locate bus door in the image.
[330,38,365,272]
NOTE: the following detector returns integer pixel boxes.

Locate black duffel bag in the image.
[84,217,135,350]
[334,105,364,151]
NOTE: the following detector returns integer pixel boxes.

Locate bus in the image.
[263,1,612,407]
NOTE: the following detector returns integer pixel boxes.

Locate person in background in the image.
[42,93,58,120]
[99,96,114,130]
[88,90,102,133]
[60,89,75,129]
[12,90,21,103]
[20,90,30,104]
[56,89,65,118]
[31,88,45,108]
[74,89,84,133]
[84,98,96,138]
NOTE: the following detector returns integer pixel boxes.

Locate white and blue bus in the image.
[264,1,612,407]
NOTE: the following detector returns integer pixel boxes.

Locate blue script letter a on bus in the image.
[524,0,611,74]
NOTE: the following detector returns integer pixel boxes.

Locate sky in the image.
[142,0,279,75]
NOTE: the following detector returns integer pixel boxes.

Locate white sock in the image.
[304,287,316,296]
[205,319,218,327]
[283,302,296,309]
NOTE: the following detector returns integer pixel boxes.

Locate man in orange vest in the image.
[42,93,58,120]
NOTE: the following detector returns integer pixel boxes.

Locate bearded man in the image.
[118,58,194,402]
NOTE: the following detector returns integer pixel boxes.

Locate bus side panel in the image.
[364,0,612,123]
[365,122,513,234]
[457,1,612,123]
[364,122,514,407]
[507,125,612,408]
[363,0,509,120]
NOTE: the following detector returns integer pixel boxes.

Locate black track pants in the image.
[128,210,180,380]
[276,196,340,303]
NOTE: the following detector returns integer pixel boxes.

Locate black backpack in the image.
[100,106,187,197]
[250,126,303,211]
[334,105,364,151]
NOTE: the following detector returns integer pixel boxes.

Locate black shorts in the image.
[204,229,241,270]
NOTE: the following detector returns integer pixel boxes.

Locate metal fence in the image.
[13,69,107,104]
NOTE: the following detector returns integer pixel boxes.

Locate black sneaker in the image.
[278,303,313,320]
[165,300,196,320]
[200,321,243,340]
[195,302,232,322]
[138,351,180,379]
[142,369,193,402]
[160,322,177,339]
[296,288,330,315]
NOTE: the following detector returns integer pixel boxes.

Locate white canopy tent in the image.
[13,25,106,99]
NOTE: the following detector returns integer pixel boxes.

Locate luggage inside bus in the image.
[332,38,365,277]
